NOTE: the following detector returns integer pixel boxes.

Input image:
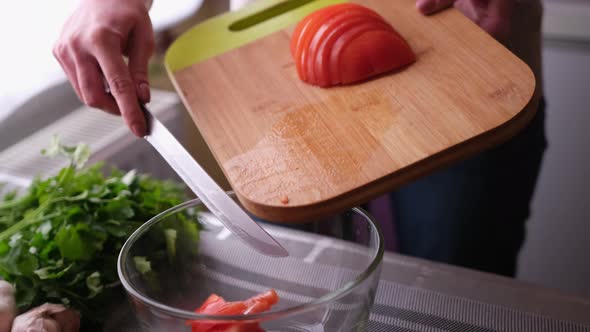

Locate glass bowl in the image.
[117,192,383,331]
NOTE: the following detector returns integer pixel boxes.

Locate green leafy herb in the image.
[0,138,199,330]
[164,229,177,263]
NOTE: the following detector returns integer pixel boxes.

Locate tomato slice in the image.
[337,29,415,85]
[291,3,415,87]
[289,4,362,57]
[306,10,389,85]
[243,289,279,314]
[290,8,320,57]
[312,16,393,86]
[293,3,362,81]
[245,289,279,306]
[207,324,265,332]
[187,290,279,332]
[328,21,399,85]
[187,295,247,331]
[195,294,225,312]
[292,4,347,80]
[202,301,248,315]
[193,323,263,332]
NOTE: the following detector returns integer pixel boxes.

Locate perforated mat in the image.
[110,215,590,332]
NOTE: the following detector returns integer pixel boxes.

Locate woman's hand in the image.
[53,0,154,137]
[416,0,515,43]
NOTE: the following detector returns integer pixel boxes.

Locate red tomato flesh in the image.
[302,5,387,84]
[338,30,415,85]
[295,4,359,81]
[243,289,279,314]
[329,21,413,85]
[292,4,349,80]
[306,11,389,85]
[187,290,279,332]
[291,3,415,87]
[321,18,395,86]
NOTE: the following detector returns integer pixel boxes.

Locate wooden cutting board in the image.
[165,0,536,222]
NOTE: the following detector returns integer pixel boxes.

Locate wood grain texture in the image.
[171,0,536,222]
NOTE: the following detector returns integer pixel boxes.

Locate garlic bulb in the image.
[0,281,16,332]
[11,303,80,332]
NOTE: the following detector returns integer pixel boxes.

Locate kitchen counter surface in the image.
[109,225,590,331]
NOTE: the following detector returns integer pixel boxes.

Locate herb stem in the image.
[0,209,59,241]
[0,194,31,211]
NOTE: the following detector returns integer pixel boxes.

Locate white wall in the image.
[517,40,590,297]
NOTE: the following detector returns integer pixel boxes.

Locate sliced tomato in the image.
[291,3,415,87]
[306,10,389,85]
[292,4,345,79]
[207,323,265,332]
[187,290,279,332]
[328,21,398,85]
[293,3,362,81]
[195,294,225,312]
[289,4,360,57]
[200,301,248,316]
[245,289,278,305]
[243,289,279,314]
[313,16,394,86]
[292,2,384,57]
[337,29,415,85]
[290,10,317,57]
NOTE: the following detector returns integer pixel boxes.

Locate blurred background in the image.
[0,0,588,299]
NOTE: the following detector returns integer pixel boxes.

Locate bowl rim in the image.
[117,192,384,322]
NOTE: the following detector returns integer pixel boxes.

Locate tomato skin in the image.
[300,7,349,81]
[293,4,357,80]
[246,289,278,307]
[319,19,394,87]
[291,3,415,87]
[291,7,324,58]
[329,22,407,85]
[338,30,415,85]
[243,289,279,314]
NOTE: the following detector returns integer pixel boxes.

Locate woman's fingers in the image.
[127,17,155,104]
[93,30,146,137]
[416,0,515,43]
[75,55,120,115]
[416,0,455,15]
[53,0,153,136]
[53,44,83,102]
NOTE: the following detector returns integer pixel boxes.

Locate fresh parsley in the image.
[0,138,199,330]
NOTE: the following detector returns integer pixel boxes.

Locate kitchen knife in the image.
[140,104,288,257]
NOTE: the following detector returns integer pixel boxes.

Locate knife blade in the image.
[140,105,288,257]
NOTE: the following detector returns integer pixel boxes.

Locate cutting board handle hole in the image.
[229,0,316,31]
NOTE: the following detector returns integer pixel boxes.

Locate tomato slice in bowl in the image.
[207,324,265,332]
[243,289,279,314]
[187,290,279,332]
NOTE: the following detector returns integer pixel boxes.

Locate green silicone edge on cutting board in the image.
[165,0,346,73]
